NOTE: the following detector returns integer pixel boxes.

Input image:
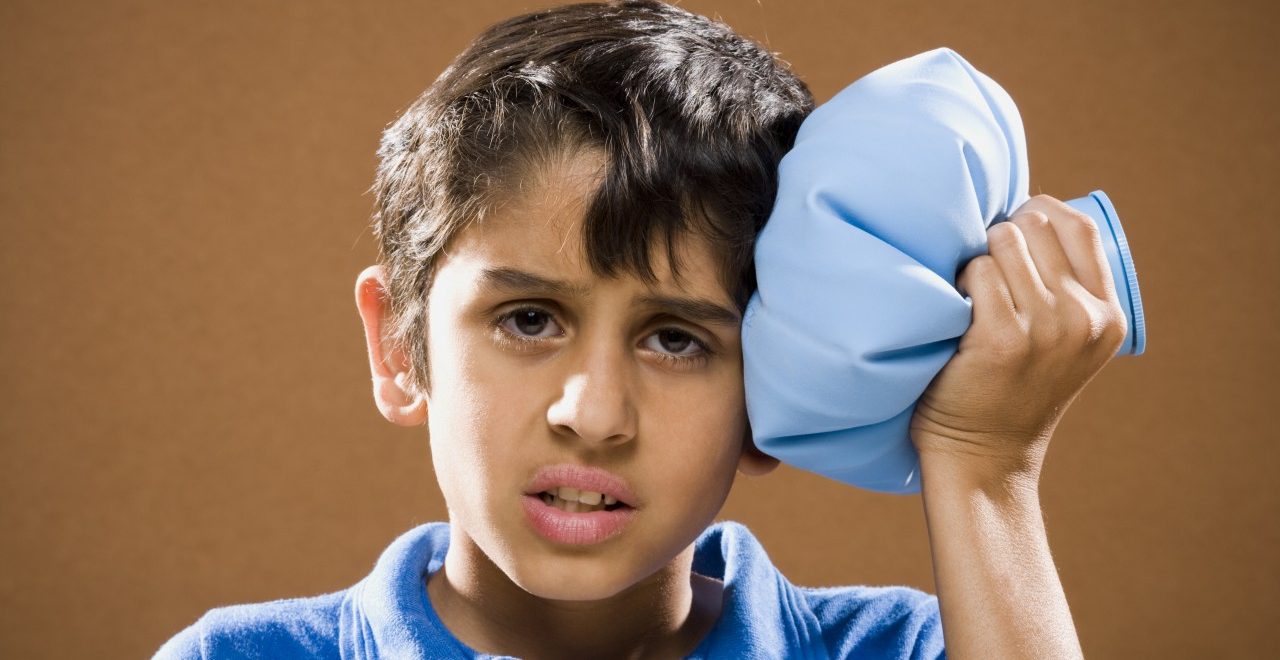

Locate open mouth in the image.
[537,486,630,513]
[522,485,639,545]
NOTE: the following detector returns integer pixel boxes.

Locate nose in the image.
[546,339,638,446]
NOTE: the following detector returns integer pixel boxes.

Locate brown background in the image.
[1,0,1276,658]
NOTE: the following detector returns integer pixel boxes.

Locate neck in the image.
[427,529,722,659]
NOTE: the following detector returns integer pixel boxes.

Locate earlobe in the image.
[375,373,428,427]
[355,265,428,427]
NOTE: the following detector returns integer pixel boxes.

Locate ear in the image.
[737,426,780,477]
[354,265,427,427]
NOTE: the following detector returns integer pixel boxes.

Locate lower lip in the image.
[521,494,638,545]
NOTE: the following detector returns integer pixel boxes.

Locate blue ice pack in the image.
[742,48,1146,494]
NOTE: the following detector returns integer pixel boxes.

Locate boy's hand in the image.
[908,194,1129,486]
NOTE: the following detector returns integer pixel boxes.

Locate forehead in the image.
[436,149,735,308]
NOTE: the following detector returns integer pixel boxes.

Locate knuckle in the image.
[1075,300,1127,347]
[1009,211,1050,233]
[988,222,1022,246]
[1078,310,1109,345]
[967,254,997,273]
[1015,194,1070,217]
[1015,194,1058,216]
[1022,210,1051,225]
[1063,208,1100,237]
[957,255,994,293]
[1101,304,1129,346]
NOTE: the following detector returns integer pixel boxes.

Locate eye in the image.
[491,305,713,369]
[643,328,704,357]
[497,306,563,340]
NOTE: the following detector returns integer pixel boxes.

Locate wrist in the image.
[916,442,1043,503]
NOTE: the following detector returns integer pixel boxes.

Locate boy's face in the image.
[359,149,776,600]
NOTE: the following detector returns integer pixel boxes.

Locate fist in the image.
[908,195,1129,478]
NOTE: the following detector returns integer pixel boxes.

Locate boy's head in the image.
[355,0,813,600]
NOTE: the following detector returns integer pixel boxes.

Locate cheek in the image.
[427,315,534,431]
[647,376,747,490]
[662,368,746,437]
[424,317,536,507]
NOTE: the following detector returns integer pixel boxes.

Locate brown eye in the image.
[512,309,549,336]
[657,329,694,354]
[641,326,712,370]
[497,306,562,340]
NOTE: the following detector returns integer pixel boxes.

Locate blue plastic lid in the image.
[1067,190,1146,356]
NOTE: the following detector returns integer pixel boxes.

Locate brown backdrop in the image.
[2,1,1276,658]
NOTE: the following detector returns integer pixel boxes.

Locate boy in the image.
[157,1,1126,657]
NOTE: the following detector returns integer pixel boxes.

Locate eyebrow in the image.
[479,266,742,327]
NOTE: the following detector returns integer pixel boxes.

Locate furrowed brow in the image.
[479,266,592,298]
[635,295,741,328]
[479,266,741,327]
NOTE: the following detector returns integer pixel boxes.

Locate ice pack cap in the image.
[741,47,1146,494]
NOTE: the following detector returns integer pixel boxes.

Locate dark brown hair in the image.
[370,0,814,394]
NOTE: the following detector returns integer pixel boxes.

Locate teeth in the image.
[553,486,614,506]
[541,486,620,512]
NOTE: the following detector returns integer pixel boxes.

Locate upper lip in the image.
[524,463,640,508]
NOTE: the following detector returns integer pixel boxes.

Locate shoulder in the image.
[799,584,944,660]
[693,521,943,659]
[152,589,347,660]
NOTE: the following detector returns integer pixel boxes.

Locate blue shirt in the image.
[154,520,944,659]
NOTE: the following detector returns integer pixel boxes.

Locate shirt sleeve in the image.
[802,585,946,660]
[152,621,205,660]
[149,591,346,660]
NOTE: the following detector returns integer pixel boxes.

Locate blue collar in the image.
[340,520,828,659]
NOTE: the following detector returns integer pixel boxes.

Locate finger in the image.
[986,220,1051,312]
[957,254,1018,325]
[1008,210,1078,296]
[1013,195,1114,301]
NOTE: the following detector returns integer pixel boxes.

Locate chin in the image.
[506,550,641,602]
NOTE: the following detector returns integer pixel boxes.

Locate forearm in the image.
[918,451,1083,660]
